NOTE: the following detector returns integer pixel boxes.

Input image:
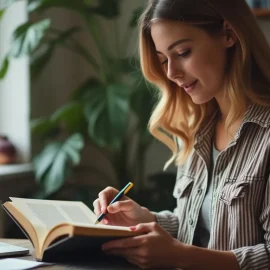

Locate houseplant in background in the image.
[0,0,176,211]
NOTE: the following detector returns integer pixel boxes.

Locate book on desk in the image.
[2,197,138,262]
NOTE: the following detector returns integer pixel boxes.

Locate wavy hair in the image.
[139,0,270,168]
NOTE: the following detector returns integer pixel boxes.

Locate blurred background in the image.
[0,0,269,238]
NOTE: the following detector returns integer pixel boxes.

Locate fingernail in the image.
[102,245,108,250]
[101,206,106,213]
[130,226,136,231]
[103,219,108,224]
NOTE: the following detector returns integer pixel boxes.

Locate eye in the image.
[159,50,191,65]
[178,50,191,58]
[161,59,168,65]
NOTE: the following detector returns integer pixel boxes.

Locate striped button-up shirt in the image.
[155,103,270,270]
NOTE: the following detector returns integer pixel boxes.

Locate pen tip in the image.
[94,220,99,225]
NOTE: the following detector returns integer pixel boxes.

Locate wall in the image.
[258,18,270,41]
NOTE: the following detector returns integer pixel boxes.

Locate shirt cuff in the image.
[152,210,179,238]
[232,244,270,270]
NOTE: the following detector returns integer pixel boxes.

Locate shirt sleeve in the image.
[152,210,179,238]
[231,174,270,270]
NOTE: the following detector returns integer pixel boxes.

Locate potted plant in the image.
[0,0,157,202]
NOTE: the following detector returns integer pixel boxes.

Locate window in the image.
[0,0,31,169]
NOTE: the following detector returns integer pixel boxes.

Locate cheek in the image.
[195,50,226,84]
[206,46,227,72]
[183,58,203,76]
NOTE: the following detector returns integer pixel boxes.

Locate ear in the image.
[222,21,237,48]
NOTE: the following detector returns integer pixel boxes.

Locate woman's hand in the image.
[93,186,156,226]
[101,222,188,269]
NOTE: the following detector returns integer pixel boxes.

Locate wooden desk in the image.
[0,238,143,270]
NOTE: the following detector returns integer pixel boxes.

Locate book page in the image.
[10,197,97,240]
[10,197,131,236]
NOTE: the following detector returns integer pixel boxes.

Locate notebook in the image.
[0,242,29,257]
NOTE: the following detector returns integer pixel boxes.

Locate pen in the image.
[94,182,134,224]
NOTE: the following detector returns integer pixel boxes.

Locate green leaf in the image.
[118,57,140,75]
[131,77,157,144]
[0,9,4,20]
[71,77,101,101]
[51,102,87,133]
[129,6,144,28]
[33,133,84,196]
[27,0,42,13]
[50,26,100,70]
[93,0,121,19]
[53,26,82,45]
[10,19,51,57]
[0,56,9,79]
[85,16,109,60]
[31,43,54,78]
[27,0,91,14]
[31,27,82,78]
[31,117,59,138]
[84,83,131,149]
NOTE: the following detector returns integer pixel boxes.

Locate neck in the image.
[215,94,231,122]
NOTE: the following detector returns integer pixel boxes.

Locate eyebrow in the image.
[156,38,192,54]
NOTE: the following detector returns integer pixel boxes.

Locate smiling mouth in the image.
[182,80,198,93]
[183,80,197,88]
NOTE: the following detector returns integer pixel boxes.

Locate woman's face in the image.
[151,20,234,104]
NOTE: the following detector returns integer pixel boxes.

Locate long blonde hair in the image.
[139,0,270,168]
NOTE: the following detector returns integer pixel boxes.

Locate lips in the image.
[181,80,197,88]
[181,80,198,93]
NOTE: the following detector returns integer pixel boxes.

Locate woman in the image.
[93,0,270,269]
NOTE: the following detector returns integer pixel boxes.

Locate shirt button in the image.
[189,218,194,226]
[197,189,202,195]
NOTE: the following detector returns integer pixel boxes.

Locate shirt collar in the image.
[242,102,270,128]
[195,109,219,143]
[195,102,270,144]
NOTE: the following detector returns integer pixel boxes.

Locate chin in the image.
[190,96,213,105]
[190,98,208,105]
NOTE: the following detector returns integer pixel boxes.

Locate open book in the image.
[2,198,138,262]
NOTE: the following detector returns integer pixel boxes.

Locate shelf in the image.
[252,8,270,17]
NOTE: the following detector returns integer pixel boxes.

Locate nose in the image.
[167,60,184,81]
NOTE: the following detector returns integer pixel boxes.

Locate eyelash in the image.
[178,50,191,58]
[161,50,191,65]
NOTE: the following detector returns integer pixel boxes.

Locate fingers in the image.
[105,247,138,256]
[99,186,119,211]
[102,235,143,250]
[93,186,119,214]
[93,186,133,216]
[107,200,135,213]
[93,198,102,215]
[131,222,161,234]
[92,199,108,224]
[104,247,151,268]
